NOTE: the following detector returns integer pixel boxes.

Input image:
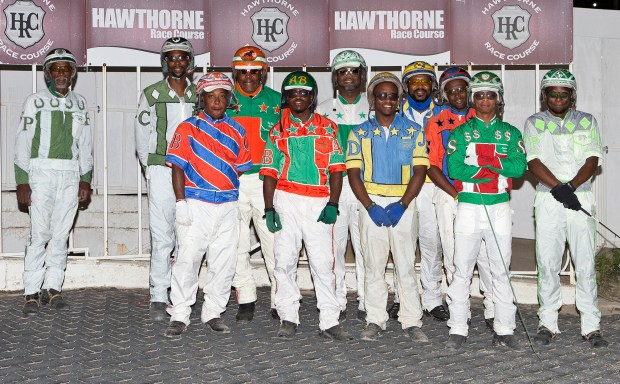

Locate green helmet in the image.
[331,50,367,71]
[469,71,504,104]
[280,71,318,111]
[160,37,195,74]
[541,69,576,91]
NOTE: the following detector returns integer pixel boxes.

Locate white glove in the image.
[464,155,479,166]
[175,200,192,226]
[464,145,478,166]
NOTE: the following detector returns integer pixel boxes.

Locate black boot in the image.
[22,293,40,317]
[236,302,256,323]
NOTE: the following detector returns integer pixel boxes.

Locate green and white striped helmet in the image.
[541,69,576,92]
[331,50,367,71]
[43,48,77,83]
[44,48,76,70]
[470,71,504,105]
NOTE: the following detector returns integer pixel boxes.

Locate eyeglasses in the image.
[337,68,360,76]
[165,55,190,63]
[239,69,261,75]
[546,90,571,100]
[374,92,399,101]
[473,91,498,100]
[407,78,432,86]
[287,89,312,98]
[445,86,467,96]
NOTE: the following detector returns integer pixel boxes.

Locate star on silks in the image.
[307,124,317,133]
[322,113,329,118]
[356,127,366,137]
[273,106,281,114]
[436,119,444,127]
[390,127,399,136]
[259,102,269,112]
[448,117,455,125]
[271,129,281,137]
[324,125,334,134]
[288,126,298,134]
[336,112,344,119]
[373,127,382,136]
[359,112,366,119]
[407,126,416,135]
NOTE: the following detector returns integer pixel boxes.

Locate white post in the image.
[137,67,143,257]
[535,64,540,113]
[270,66,274,90]
[103,64,109,256]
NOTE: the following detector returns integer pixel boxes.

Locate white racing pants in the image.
[23,159,79,295]
[333,176,363,311]
[167,199,239,326]
[535,191,600,336]
[361,195,424,330]
[233,173,276,307]
[146,165,176,304]
[416,182,443,310]
[433,187,494,320]
[447,202,515,337]
[273,190,340,331]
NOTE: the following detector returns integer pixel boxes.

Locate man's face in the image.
[472,90,498,115]
[49,61,75,95]
[286,88,313,115]
[373,82,399,118]
[165,50,191,78]
[544,86,572,117]
[444,79,469,111]
[202,88,229,120]
[406,74,433,102]
[236,68,263,94]
[335,66,362,93]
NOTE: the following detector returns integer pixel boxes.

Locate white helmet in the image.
[160,37,195,73]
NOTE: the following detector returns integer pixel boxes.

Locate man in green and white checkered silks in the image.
[524,68,608,348]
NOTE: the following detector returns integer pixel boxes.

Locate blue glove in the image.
[367,203,393,227]
[385,201,406,226]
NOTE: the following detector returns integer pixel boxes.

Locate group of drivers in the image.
[15,38,608,349]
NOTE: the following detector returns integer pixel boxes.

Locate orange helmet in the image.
[231,45,268,70]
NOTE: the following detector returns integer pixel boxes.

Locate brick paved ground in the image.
[0,287,618,383]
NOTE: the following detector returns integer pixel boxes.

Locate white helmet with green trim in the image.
[469,71,504,105]
[331,50,367,71]
[541,68,576,107]
[541,69,576,91]
[43,48,77,83]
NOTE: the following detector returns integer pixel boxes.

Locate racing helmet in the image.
[469,71,504,106]
[541,68,577,106]
[331,49,368,91]
[402,61,438,92]
[280,71,318,112]
[366,72,404,110]
[231,45,268,85]
[160,37,195,74]
[43,48,77,83]
[196,72,238,111]
[438,66,471,102]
